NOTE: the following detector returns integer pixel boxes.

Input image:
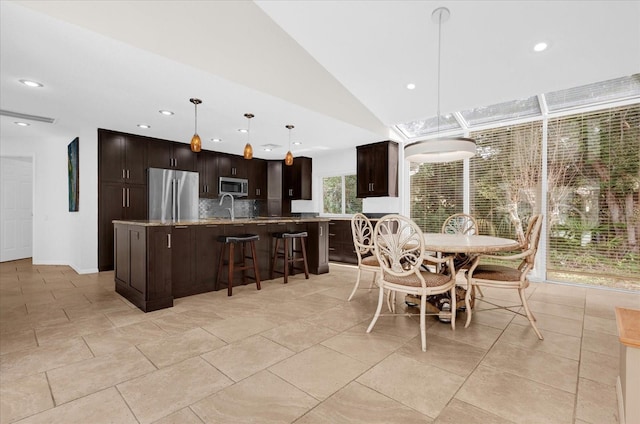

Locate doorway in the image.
[0,156,33,262]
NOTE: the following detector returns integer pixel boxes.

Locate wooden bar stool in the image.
[270,231,309,284]
[216,234,261,296]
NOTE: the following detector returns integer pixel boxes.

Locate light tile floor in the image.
[1,259,638,423]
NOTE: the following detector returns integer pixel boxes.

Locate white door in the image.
[0,156,33,262]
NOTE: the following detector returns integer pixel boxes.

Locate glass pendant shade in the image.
[244,143,253,159]
[189,98,202,153]
[190,133,201,152]
[404,137,476,163]
[284,124,294,166]
[243,113,254,160]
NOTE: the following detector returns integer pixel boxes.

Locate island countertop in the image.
[112,216,331,226]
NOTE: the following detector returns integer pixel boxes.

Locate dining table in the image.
[423,233,521,255]
[418,233,521,314]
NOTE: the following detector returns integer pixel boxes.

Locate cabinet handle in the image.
[167,233,171,248]
[122,188,126,207]
[320,226,323,236]
[122,169,126,179]
[174,158,177,167]
[126,169,130,179]
[126,188,130,207]
[256,188,260,196]
[232,167,236,175]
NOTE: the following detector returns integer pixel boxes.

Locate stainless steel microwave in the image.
[219,176,249,197]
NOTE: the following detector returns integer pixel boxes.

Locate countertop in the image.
[113,217,330,226]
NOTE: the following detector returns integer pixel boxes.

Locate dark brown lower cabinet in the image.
[114,224,172,312]
[114,220,330,312]
[195,224,224,294]
[307,221,330,274]
[328,220,358,264]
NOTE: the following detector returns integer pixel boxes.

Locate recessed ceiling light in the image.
[159,110,174,116]
[406,83,416,90]
[14,121,30,126]
[211,138,222,143]
[293,141,302,146]
[533,42,548,52]
[263,148,272,152]
[19,79,43,88]
[137,124,151,129]
[238,129,248,133]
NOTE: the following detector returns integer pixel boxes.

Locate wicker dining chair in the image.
[464,214,544,340]
[367,214,457,352]
[347,213,379,301]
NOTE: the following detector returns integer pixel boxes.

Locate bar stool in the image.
[216,234,261,296]
[271,231,309,284]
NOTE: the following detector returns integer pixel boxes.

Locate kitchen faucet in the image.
[219,193,234,220]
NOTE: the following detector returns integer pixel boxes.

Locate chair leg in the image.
[283,238,289,284]
[519,288,543,340]
[347,268,362,301]
[249,241,261,291]
[476,286,485,298]
[270,238,279,280]
[216,244,225,291]
[464,284,474,328]
[369,272,376,292]
[420,294,427,352]
[299,237,309,279]
[227,243,234,297]
[241,242,248,285]
[450,285,457,330]
[366,284,385,333]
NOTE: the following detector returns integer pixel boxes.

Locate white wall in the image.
[0,129,98,273]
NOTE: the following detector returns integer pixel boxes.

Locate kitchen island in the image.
[113,217,330,312]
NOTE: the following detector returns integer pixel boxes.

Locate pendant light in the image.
[284,124,294,166]
[243,113,254,160]
[404,7,476,163]
[189,98,202,153]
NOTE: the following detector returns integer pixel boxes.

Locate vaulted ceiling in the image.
[2,1,638,159]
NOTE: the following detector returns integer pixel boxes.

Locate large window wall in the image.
[409,104,639,291]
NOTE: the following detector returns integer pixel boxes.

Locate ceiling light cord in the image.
[436,8,443,135]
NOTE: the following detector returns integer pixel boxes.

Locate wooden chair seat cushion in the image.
[471,264,522,281]
[382,270,451,288]
[361,256,379,266]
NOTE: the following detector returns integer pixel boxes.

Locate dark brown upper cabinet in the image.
[356,140,398,198]
[196,150,218,198]
[217,153,248,179]
[99,129,147,185]
[148,140,197,171]
[283,156,312,200]
[248,158,267,200]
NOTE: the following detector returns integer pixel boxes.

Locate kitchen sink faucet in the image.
[219,193,234,220]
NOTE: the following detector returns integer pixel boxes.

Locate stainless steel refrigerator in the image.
[148,167,199,221]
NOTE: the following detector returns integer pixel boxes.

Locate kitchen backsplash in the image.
[198,198,266,219]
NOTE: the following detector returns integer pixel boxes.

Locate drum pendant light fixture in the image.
[189,98,202,153]
[284,124,294,166]
[243,113,254,160]
[404,7,476,163]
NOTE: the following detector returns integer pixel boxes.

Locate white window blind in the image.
[409,161,464,232]
[546,105,640,288]
[469,122,543,242]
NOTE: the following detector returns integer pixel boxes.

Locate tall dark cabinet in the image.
[356,140,398,198]
[98,129,148,271]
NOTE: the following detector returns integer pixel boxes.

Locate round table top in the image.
[423,233,520,254]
